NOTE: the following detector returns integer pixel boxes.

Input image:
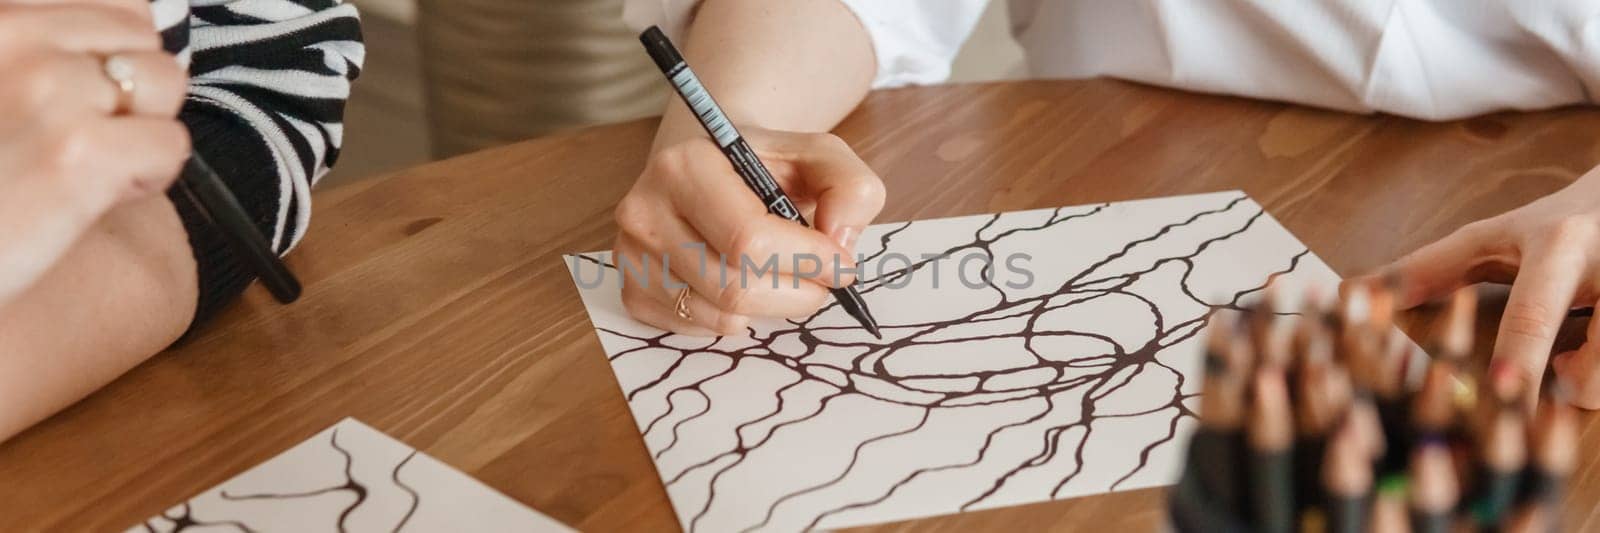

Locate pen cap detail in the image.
[641,26,740,148]
[639,26,683,73]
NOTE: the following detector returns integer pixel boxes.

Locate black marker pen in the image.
[174,155,301,303]
[638,26,881,338]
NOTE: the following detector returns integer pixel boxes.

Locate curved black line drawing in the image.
[391,451,420,532]
[216,429,369,533]
[570,192,1339,532]
[148,502,256,532]
[133,420,574,533]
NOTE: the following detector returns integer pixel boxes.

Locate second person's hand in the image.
[0,0,188,305]
[1363,164,1600,407]
[613,128,886,337]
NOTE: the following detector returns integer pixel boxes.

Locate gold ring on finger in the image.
[675,286,694,321]
[100,55,137,115]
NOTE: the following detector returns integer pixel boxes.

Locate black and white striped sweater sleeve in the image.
[151,0,364,326]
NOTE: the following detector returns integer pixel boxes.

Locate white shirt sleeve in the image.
[622,0,991,89]
[1359,0,1600,120]
[835,0,991,88]
[1506,1,1600,107]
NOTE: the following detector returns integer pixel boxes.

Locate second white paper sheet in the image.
[566,191,1341,532]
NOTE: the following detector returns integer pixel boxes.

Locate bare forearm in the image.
[652,0,876,150]
[0,196,196,441]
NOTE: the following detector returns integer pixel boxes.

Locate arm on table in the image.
[178,0,363,323]
[0,0,363,442]
[0,196,196,441]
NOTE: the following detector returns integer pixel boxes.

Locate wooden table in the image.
[4,80,1600,531]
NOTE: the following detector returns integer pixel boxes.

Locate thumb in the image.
[1364,221,1495,309]
[1551,299,1600,409]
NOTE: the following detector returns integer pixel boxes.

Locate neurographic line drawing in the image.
[568,191,1345,532]
[132,419,573,533]
[215,429,370,532]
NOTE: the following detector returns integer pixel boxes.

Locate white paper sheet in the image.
[130,418,573,533]
[566,191,1343,532]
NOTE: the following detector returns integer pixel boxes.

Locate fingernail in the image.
[830,226,860,252]
[1490,360,1519,384]
[1488,361,1524,401]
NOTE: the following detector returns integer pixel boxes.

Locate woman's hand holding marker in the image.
[1169,283,1579,533]
[614,128,885,336]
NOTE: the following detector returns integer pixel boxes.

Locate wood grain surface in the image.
[3,79,1599,531]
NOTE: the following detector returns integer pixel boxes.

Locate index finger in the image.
[750,131,885,251]
[1490,245,1585,402]
[668,141,857,287]
[1360,221,1502,309]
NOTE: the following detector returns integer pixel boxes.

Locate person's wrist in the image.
[650,110,707,154]
[650,94,783,154]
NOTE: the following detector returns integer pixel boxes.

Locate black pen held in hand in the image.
[173,155,301,303]
[637,26,881,338]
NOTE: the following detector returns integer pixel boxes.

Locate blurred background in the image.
[329,0,1026,186]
